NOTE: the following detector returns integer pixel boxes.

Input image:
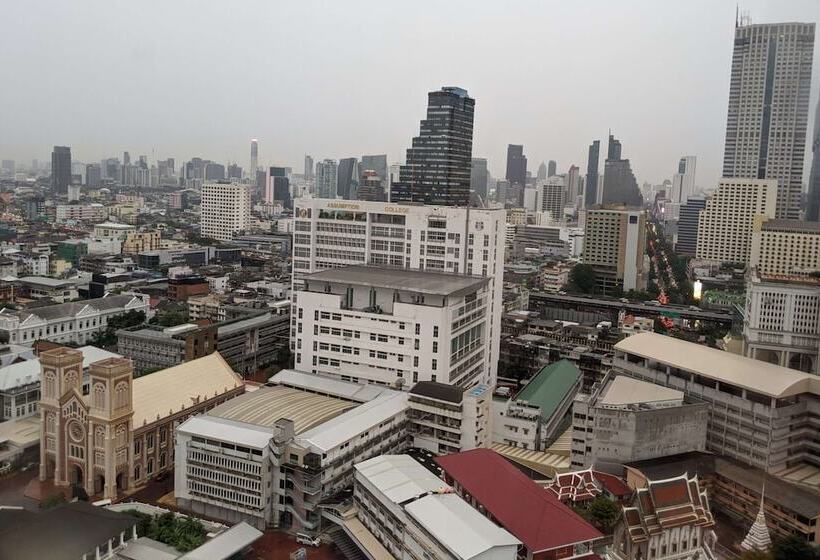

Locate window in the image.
[433,326,439,337]
[147,434,154,449]
[432,359,437,370]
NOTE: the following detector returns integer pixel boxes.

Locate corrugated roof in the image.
[178,522,262,560]
[436,449,602,553]
[515,360,581,421]
[176,416,273,449]
[599,376,683,406]
[270,369,387,402]
[355,455,447,504]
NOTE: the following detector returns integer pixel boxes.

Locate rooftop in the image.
[303,266,488,297]
[355,454,447,504]
[0,294,143,322]
[761,219,820,233]
[615,332,820,398]
[270,369,388,403]
[17,276,76,288]
[409,381,464,404]
[436,449,602,553]
[0,345,121,392]
[599,376,684,407]
[515,359,581,422]
[177,415,274,449]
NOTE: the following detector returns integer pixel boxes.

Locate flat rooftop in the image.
[615,332,820,399]
[599,376,683,407]
[303,266,488,297]
[356,454,446,504]
[761,219,820,233]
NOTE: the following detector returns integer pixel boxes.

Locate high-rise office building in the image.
[547,160,557,178]
[360,154,387,185]
[602,134,642,206]
[722,21,815,220]
[314,159,338,199]
[807,96,820,221]
[470,158,489,201]
[204,162,225,181]
[123,151,131,166]
[566,165,581,203]
[582,206,647,294]
[304,154,314,180]
[250,139,258,177]
[391,86,474,206]
[337,157,358,200]
[227,163,243,179]
[537,162,547,182]
[1,160,14,177]
[201,182,251,241]
[696,178,778,263]
[505,144,527,205]
[671,156,697,202]
[585,140,600,208]
[51,146,72,193]
[265,167,291,209]
[85,164,101,188]
[675,196,707,257]
[536,178,566,223]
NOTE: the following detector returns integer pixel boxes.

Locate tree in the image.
[772,535,813,560]
[576,496,621,533]
[567,264,597,294]
[41,491,66,510]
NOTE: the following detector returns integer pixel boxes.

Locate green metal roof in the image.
[515,360,582,422]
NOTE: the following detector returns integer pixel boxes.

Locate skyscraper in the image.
[250,139,258,177]
[671,156,697,202]
[391,86,475,206]
[360,154,387,185]
[266,167,291,209]
[547,160,557,177]
[807,96,820,221]
[201,182,251,241]
[585,140,600,208]
[505,144,527,204]
[722,21,815,220]
[85,164,101,188]
[337,157,358,199]
[51,146,72,193]
[470,158,489,201]
[304,154,314,180]
[566,165,581,203]
[601,134,642,207]
[537,162,547,182]
[315,159,338,199]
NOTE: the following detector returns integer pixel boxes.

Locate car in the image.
[296,533,321,548]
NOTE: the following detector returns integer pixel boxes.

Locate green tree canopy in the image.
[772,535,813,560]
[567,264,597,294]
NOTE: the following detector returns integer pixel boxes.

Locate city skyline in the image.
[1,1,818,189]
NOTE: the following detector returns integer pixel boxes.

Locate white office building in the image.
[295,266,491,388]
[582,206,646,293]
[292,198,506,384]
[201,182,251,241]
[535,178,566,223]
[670,156,697,202]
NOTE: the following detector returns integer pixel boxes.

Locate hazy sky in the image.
[1,0,819,188]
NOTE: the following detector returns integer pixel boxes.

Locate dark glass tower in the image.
[391,86,475,206]
[337,157,358,200]
[505,144,527,196]
[601,134,642,207]
[585,140,600,208]
[51,145,72,193]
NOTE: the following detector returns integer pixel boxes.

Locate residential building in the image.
[750,219,820,276]
[613,332,820,473]
[174,369,408,531]
[0,294,149,346]
[39,350,244,500]
[93,221,136,239]
[55,203,107,223]
[722,21,815,220]
[407,381,491,454]
[437,449,605,560]
[292,198,506,384]
[167,274,209,302]
[391,86,474,206]
[17,276,77,303]
[675,196,706,256]
[314,159,338,199]
[303,153,313,179]
[353,455,520,560]
[536,177,566,223]
[570,373,708,469]
[538,262,572,293]
[200,182,251,241]
[505,144,527,205]
[582,206,647,293]
[295,266,492,388]
[116,324,218,374]
[670,156,697,202]
[470,157,489,201]
[250,139,258,177]
[122,231,161,254]
[51,146,71,194]
[601,134,642,207]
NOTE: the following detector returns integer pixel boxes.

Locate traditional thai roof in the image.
[547,468,633,503]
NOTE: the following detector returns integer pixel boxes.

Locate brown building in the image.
[116,323,218,374]
[167,275,210,301]
[38,349,244,500]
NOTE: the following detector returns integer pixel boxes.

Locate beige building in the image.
[122,231,161,254]
[750,218,820,277]
[201,182,251,241]
[695,178,777,263]
[38,349,244,500]
[582,206,646,294]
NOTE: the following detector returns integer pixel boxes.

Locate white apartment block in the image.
[536,179,566,223]
[201,182,251,241]
[292,198,506,384]
[750,219,820,277]
[407,381,491,454]
[582,206,646,293]
[55,204,107,223]
[295,266,491,388]
[695,178,777,264]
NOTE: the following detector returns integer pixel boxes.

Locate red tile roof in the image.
[436,449,603,553]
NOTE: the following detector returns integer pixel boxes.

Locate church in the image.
[38,347,244,500]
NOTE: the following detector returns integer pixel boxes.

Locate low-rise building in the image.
[16,276,78,303]
[407,381,490,454]
[167,274,209,302]
[216,312,289,376]
[537,262,572,293]
[116,323,218,374]
[93,221,136,239]
[122,230,161,254]
[55,203,108,223]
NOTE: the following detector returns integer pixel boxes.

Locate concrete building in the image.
[16,276,77,303]
[613,332,820,473]
[582,206,647,293]
[51,146,71,194]
[407,382,491,454]
[292,198,506,384]
[295,266,491,388]
[695,178,777,264]
[93,222,136,239]
[722,21,815,220]
[354,454,520,560]
[55,203,107,223]
[116,324,217,374]
[570,374,708,470]
[670,156,697,202]
[314,159,338,199]
[216,312,289,376]
[535,178,566,223]
[675,196,706,257]
[0,294,149,346]
[201,182,251,241]
[175,369,408,532]
[39,350,244,500]
[750,219,820,277]
[121,230,161,254]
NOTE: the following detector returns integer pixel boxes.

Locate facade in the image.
[265,166,291,208]
[505,144,527,204]
[51,146,72,193]
[536,178,566,222]
[391,86,474,206]
[670,156,697,203]
[250,139,258,177]
[175,370,408,531]
[722,22,815,220]
[336,157,358,200]
[674,196,706,256]
[808,95,820,221]
[612,474,717,560]
[601,135,642,207]
[0,294,149,346]
[121,231,161,254]
[201,182,251,241]
[314,159,338,199]
[407,381,491,454]
[292,198,506,383]
[93,222,136,239]
[570,374,708,470]
[55,203,107,223]
[295,266,491,388]
[216,311,289,376]
[116,324,217,374]
[585,141,600,208]
[354,455,520,560]
[471,157,489,201]
[38,350,244,500]
[695,178,777,263]
[750,219,820,276]
[613,332,820,473]
[582,206,647,293]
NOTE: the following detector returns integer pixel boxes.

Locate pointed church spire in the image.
[741,484,772,552]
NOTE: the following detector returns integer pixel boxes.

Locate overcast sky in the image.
[1,0,818,188]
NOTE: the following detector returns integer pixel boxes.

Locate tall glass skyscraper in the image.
[585,140,600,208]
[722,21,815,220]
[51,145,72,193]
[391,87,475,206]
